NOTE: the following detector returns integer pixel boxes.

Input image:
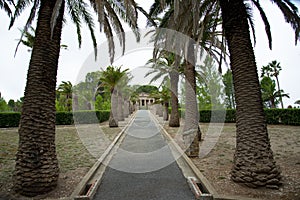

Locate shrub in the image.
[0,110,111,127]
[56,112,74,125]
[0,112,21,128]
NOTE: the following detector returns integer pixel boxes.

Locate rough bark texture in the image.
[123,99,130,118]
[163,102,169,121]
[13,0,64,196]
[183,42,201,157]
[219,0,282,189]
[169,70,180,127]
[117,92,124,121]
[109,90,118,127]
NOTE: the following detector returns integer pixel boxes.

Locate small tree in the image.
[261,61,285,108]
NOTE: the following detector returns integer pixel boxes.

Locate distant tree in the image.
[136,85,159,94]
[196,56,224,110]
[260,76,289,108]
[222,69,235,109]
[8,99,15,111]
[0,97,9,111]
[99,66,129,127]
[261,61,284,108]
[145,52,182,127]
[57,81,73,111]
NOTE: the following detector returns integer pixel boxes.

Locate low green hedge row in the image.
[177,108,299,125]
[1,109,299,128]
[0,110,110,128]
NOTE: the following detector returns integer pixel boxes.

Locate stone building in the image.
[138,92,155,109]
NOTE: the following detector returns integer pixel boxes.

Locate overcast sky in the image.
[0,1,299,108]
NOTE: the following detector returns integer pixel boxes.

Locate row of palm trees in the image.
[2,0,300,196]
[144,0,300,190]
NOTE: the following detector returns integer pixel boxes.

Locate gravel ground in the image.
[165,122,300,200]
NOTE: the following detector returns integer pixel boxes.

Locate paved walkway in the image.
[93,110,195,200]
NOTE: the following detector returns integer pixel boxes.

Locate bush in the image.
[178,108,298,125]
[56,112,74,125]
[0,110,111,127]
[0,112,21,128]
[73,110,110,124]
[264,109,300,125]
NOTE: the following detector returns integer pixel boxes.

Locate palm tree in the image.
[57,81,73,111]
[218,0,300,188]
[99,66,129,127]
[149,85,170,121]
[148,0,225,157]
[10,0,139,196]
[0,0,14,17]
[260,76,289,108]
[222,69,235,109]
[145,51,181,127]
[262,60,284,108]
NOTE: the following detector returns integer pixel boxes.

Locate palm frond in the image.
[272,0,300,44]
[76,0,97,58]
[12,0,40,57]
[66,0,82,48]
[251,0,272,49]
[103,13,115,63]
[0,0,14,16]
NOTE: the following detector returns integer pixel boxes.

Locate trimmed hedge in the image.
[177,108,299,125]
[0,110,111,128]
[1,109,299,127]
[0,112,21,128]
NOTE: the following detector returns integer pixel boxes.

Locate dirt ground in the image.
[165,122,300,200]
[1,120,299,200]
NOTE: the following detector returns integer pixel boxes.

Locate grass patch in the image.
[0,126,97,188]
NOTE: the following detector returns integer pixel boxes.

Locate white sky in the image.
[0,1,299,108]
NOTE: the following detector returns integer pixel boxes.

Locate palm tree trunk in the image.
[163,102,169,121]
[109,89,118,127]
[117,91,124,121]
[275,75,284,108]
[13,0,64,196]
[219,0,281,189]
[183,41,201,157]
[169,70,180,127]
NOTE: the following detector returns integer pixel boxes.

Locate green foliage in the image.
[0,112,21,128]
[197,56,224,110]
[56,112,74,125]
[73,110,110,124]
[95,95,111,110]
[135,85,158,94]
[177,109,298,125]
[222,69,235,109]
[264,109,300,125]
[0,98,10,112]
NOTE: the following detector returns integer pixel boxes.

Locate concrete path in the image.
[93,110,195,200]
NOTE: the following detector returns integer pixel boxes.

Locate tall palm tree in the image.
[222,69,235,109]
[218,0,300,188]
[145,51,181,127]
[10,0,139,196]
[99,66,129,127]
[148,0,225,157]
[57,81,73,111]
[262,60,284,108]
